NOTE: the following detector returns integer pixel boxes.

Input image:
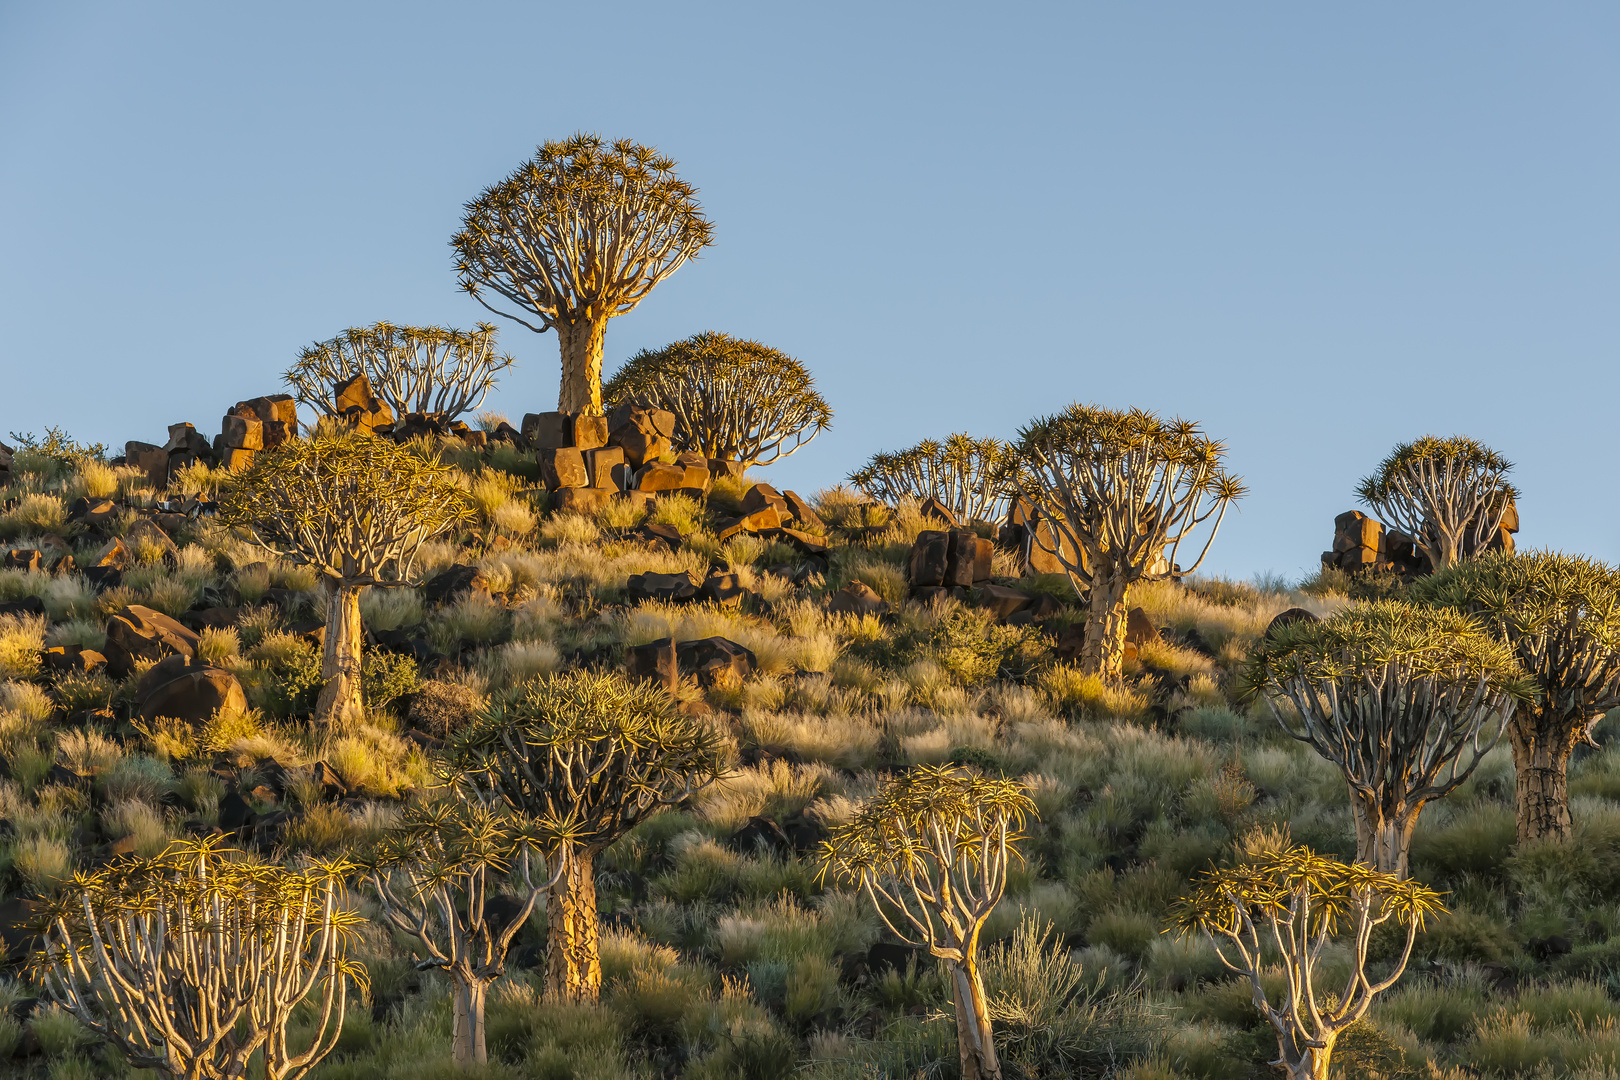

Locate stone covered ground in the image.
[3,429,1620,1079]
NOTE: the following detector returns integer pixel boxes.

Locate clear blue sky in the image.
[2,3,1615,579]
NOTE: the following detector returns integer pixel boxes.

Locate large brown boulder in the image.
[607,403,677,468]
[827,581,890,617]
[626,571,700,604]
[334,374,394,431]
[105,605,200,676]
[136,655,247,722]
[676,637,757,688]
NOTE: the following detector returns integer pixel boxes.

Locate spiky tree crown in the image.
[1356,435,1518,507]
[848,433,1024,523]
[1413,550,1620,649]
[446,670,729,851]
[1169,845,1445,939]
[1245,600,1533,696]
[819,765,1035,885]
[285,322,515,422]
[218,427,472,585]
[604,331,832,465]
[365,797,544,885]
[453,134,714,332]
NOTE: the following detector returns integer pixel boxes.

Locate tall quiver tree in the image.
[1356,435,1517,570]
[1413,551,1620,843]
[1246,602,1530,876]
[362,798,562,1068]
[219,428,472,725]
[454,134,714,415]
[446,671,728,1002]
[603,331,832,468]
[284,322,516,424]
[1014,405,1244,680]
[819,766,1035,1080]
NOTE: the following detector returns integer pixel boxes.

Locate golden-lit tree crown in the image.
[1356,435,1518,505]
[849,433,1025,523]
[365,797,545,894]
[1245,600,1534,699]
[819,765,1036,885]
[453,133,714,331]
[218,426,473,585]
[285,321,515,422]
[1017,404,1244,496]
[1413,549,1620,651]
[446,670,729,850]
[1169,844,1447,940]
[604,331,832,466]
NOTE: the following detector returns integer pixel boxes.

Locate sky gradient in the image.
[2,3,1615,579]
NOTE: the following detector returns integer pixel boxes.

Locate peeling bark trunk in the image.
[1512,713,1575,843]
[948,957,1000,1080]
[556,317,608,416]
[1278,1030,1338,1080]
[450,973,488,1068]
[544,846,600,1002]
[315,580,364,726]
[1349,787,1421,879]
[1079,569,1130,681]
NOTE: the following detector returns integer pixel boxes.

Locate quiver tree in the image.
[1413,551,1620,843]
[1356,435,1518,570]
[454,134,714,415]
[1170,846,1445,1080]
[446,671,728,1002]
[284,321,516,425]
[1015,405,1244,680]
[1246,601,1531,876]
[218,427,472,725]
[33,837,365,1080]
[603,331,831,467]
[819,765,1036,1080]
[361,797,562,1068]
[848,433,1023,525]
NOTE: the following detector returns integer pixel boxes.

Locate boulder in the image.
[708,458,747,479]
[233,394,298,439]
[584,446,625,490]
[573,414,609,451]
[1124,607,1157,648]
[333,374,394,431]
[126,517,181,567]
[521,412,574,451]
[635,463,687,492]
[163,423,213,459]
[975,584,1034,621]
[626,571,700,604]
[700,572,750,608]
[716,505,782,540]
[105,604,200,676]
[3,549,41,571]
[943,529,984,588]
[606,403,676,468]
[1265,607,1319,640]
[771,528,830,558]
[918,497,958,526]
[729,816,792,857]
[626,637,679,694]
[68,498,120,533]
[125,441,170,489]
[540,447,589,491]
[423,564,491,604]
[90,536,132,570]
[220,414,264,450]
[220,448,256,471]
[0,441,11,485]
[0,595,45,617]
[635,523,685,552]
[909,530,950,587]
[676,636,756,687]
[741,483,791,519]
[781,491,825,532]
[135,655,248,723]
[553,487,617,516]
[827,580,890,616]
[40,645,106,674]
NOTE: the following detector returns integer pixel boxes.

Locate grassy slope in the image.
[1,441,1619,1079]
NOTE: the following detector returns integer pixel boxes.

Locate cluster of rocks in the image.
[1322,503,1519,577]
[335,374,517,448]
[215,394,298,470]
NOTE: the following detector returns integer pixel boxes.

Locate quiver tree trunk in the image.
[316,580,364,726]
[545,846,601,1002]
[1280,1031,1338,1080]
[557,316,609,415]
[948,956,1001,1080]
[1080,570,1130,681]
[1511,715,1576,843]
[450,973,489,1068]
[1349,788,1423,879]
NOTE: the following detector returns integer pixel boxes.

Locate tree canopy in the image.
[1356,435,1517,569]
[285,322,515,423]
[848,433,1021,524]
[604,331,831,466]
[453,134,714,414]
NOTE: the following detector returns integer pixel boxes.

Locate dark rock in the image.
[918,497,958,526]
[105,604,201,676]
[1265,607,1320,640]
[633,523,685,552]
[40,645,106,674]
[700,572,750,608]
[309,760,350,800]
[716,506,782,540]
[625,571,700,604]
[781,490,826,531]
[975,584,1034,621]
[553,487,616,515]
[0,594,44,616]
[3,549,41,571]
[606,403,676,468]
[584,446,625,490]
[729,816,791,857]
[218,790,253,834]
[334,374,394,431]
[676,636,757,687]
[135,655,248,723]
[1125,607,1157,647]
[827,581,890,616]
[909,530,950,587]
[626,638,679,695]
[540,447,589,491]
[423,564,489,604]
[83,565,123,592]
